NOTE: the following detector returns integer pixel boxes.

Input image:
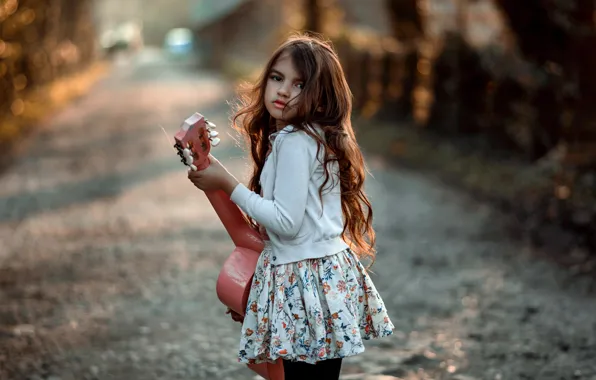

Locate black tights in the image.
[282,358,342,380]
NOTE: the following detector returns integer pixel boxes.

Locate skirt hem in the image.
[239,328,394,364]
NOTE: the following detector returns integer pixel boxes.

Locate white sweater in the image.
[230,125,349,265]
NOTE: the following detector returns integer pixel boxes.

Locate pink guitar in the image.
[173,113,284,380]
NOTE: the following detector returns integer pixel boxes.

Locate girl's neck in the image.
[275,118,287,131]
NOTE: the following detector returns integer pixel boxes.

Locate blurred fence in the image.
[335,31,418,121]
[0,0,96,120]
[337,14,596,170]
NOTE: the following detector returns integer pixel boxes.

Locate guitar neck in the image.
[204,190,264,253]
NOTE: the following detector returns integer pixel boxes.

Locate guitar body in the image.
[205,190,263,315]
[174,113,284,380]
[215,246,259,315]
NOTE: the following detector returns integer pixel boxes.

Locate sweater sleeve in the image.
[229,131,316,238]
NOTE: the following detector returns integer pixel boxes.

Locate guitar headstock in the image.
[173,112,220,171]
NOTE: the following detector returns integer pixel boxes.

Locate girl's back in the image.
[231,123,347,265]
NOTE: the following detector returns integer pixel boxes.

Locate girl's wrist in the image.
[222,176,239,196]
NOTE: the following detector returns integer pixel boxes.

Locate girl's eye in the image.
[295,82,304,89]
[270,75,282,82]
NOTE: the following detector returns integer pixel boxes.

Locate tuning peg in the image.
[190,164,197,171]
[209,130,219,138]
[182,149,192,165]
[206,121,216,129]
[211,137,221,147]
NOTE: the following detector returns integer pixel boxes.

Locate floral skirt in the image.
[237,243,394,364]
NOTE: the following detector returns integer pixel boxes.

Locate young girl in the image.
[188,33,394,379]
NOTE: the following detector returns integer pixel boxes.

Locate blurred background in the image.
[1,1,596,380]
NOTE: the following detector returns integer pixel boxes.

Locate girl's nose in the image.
[277,83,290,97]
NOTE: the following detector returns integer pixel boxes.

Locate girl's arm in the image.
[228,131,316,238]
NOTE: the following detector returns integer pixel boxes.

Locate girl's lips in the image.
[273,100,286,109]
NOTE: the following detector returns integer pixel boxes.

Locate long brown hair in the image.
[232,33,376,264]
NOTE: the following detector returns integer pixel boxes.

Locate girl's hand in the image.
[187,154,239,194]
[225,307,244,322]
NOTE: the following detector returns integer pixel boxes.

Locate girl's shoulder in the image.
[272,124,321,156]
[274,123,323,143]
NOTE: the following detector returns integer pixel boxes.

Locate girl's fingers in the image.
[188,170,201,179]
[208,153,222,166]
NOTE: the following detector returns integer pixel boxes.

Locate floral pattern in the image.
[237,244,394,364]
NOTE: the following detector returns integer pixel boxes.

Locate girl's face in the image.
[264,52,304,129]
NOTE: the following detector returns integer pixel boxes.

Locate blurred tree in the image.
[382,0,425,119]
[494,0,570,66]
[304,0,322,32]
[565,1,596,168]
[385,0,424,42]
[0,0,96,121]
[426,32,491,135]
[303,0,343,36]
[489,0,596,251]
[494,0,596,168]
